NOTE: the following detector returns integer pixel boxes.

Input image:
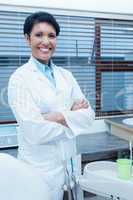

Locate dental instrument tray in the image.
[78,161,133,200]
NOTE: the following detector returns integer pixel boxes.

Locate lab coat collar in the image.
[27,56,57,90]
[28,56,55,72]
[31,56,54,73]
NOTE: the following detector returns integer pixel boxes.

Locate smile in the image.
[40,48,50,53]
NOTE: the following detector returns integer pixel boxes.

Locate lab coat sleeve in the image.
[61,72,95,137]
[8,73,66,144]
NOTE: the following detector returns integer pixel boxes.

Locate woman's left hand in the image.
[71,99,89,111]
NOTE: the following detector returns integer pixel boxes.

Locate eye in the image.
[35,32,43,37]
[48,33,56,39]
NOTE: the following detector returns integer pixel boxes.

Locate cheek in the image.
[30,37,39,47]
[31,43,39,51]
[52,39,57,48]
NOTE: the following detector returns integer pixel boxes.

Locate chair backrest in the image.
[0,153,51,200]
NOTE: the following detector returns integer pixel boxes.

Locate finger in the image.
[80,99,85,103]
[83,104,89,108]
[76,99,84,104]
[82,101,89,108]
[81,100,88,105]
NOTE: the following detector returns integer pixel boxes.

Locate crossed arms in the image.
[42,99,89,127]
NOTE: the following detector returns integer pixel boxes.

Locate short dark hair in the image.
[23,11,60,36]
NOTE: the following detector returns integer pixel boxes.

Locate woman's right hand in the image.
[42,112,68,127]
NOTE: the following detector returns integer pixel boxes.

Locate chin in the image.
[35,57,48,64]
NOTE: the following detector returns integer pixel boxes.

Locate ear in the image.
[25,34,31,45]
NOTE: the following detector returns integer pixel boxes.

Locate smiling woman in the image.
[25,22,57,64]
[8,11,95,200]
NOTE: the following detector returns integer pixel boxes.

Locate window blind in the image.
[95,19,133,116]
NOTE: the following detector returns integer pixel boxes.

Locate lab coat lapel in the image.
[27,57,67,94]
[25,58,72,112]
[53,66,67,94]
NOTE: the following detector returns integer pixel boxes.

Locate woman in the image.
[8,12,95,200]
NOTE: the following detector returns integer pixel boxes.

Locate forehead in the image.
[31,22,56,33]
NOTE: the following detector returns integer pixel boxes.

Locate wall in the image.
[0,0,133,14]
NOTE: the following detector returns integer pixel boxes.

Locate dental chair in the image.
[0,153,51,200]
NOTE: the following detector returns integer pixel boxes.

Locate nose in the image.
[42,36,50,45]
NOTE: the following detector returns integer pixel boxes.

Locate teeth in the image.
[40,48,49,52]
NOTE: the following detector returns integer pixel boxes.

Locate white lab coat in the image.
[8,57,95,200]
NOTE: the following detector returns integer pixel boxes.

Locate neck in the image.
[33,56,50,66]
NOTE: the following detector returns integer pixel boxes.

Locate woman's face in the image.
[26,22,57,64]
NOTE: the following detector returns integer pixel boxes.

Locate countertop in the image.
[76,132,129,162]
[105,117,133,132]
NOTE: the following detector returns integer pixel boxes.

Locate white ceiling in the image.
[0,0,133,15]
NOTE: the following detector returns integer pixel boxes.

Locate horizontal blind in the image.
[0,11,28,122]
[96,19,133,116]
[0,10,95,122]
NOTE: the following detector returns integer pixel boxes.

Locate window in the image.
[95,19,133,116]
[0,10,133,123]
